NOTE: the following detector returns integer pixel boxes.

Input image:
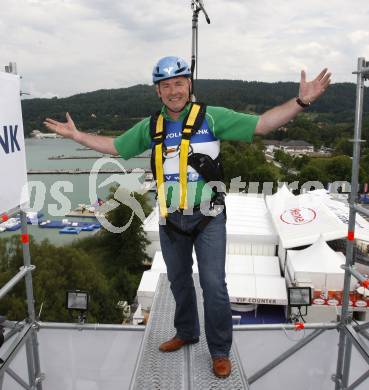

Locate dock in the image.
[48,155,150,160]
[27,169,152,176]
[65,210,99,218]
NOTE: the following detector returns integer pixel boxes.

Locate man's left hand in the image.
[298,68,331,105]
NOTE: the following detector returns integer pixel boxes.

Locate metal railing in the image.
[0,64,43,390]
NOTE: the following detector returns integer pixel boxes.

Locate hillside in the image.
[21,80,369,137]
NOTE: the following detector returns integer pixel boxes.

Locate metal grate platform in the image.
[130,273,250,389]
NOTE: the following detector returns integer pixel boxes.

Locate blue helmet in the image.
[152,56,192,84]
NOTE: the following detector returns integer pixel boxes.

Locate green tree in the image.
[221,141,278,189]
[0,236,114,322]
[334,137,353,156]
[299,165,329,187]
[73,190,152,304]
[324,156,352,182]
[0,191,152,323]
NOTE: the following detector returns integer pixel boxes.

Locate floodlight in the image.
[66,290,89,311]
[66,290,89,324]
[287,287,312,307]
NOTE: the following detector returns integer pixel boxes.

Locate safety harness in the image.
[150,102,225,239]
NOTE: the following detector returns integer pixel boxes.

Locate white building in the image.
[263,140,314,155]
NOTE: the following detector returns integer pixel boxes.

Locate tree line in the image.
[21,80,369,139]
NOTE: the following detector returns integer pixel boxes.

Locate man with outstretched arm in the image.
[44,56,330,378]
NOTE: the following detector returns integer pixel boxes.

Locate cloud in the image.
[1,0,368,97]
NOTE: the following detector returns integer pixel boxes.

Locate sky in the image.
[1,0,369,98]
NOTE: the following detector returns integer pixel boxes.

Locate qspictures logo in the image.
[15,155,351,234]
[89,158,147,233]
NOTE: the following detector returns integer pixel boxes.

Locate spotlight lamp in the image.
[66,290,89,324]
[287,286,312,321]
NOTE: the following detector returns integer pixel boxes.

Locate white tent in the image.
[144,194,278,258]
[150,251,281,277]
[138,251,285,310]
[266,186,346,248]
[286,236,356,292]
[136,270,162,311]
[226,274,288,305]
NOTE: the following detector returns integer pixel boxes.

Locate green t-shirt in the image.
[114,104,259,207]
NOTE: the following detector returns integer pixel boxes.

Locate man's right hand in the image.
[43,112,81,141]
[43,112,118,155]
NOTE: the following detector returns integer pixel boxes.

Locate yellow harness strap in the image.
[179,103,201,210]
[154,103,203,216]
[154,114,167,218]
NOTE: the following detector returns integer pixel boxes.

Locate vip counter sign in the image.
[0,72,28,214]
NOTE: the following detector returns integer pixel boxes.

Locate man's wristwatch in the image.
[296,96,311,108]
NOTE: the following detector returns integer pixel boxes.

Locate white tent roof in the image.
[265,184,296,211]
[150,251,281,277]
[226,255,281,276]
[137,270,162,298]
[308,189,369,242]
[223,195,278,243]
[266,187,346,248]
[140,251,285,308]
[144,194,278,245]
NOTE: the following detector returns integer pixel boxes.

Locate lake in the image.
[1,138,152,245]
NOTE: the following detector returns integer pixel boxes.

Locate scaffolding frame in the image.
[1,58,369,389]
[0,64,43,390]
[236,57,369,390]
[333,57,369,389]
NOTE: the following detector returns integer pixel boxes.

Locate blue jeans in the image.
[159,209,232,358]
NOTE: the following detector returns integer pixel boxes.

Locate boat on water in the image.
[59,226,83,235]
[0,212,44,232]
[0,217,21,232]
[39,219,101,230]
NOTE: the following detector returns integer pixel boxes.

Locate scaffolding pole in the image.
[20,212,43,390]
[233,323,338,331]
[334,57,369,390]
[0,266,34,300]
[38,322,145,331]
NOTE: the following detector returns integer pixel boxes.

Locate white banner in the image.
[0,72,28,214]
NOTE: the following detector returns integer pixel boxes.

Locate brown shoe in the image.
[159,336,199,352]
[213,357,232,378]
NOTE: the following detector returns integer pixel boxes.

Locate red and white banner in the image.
[312,290,368,308]
[0,72,28,214]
